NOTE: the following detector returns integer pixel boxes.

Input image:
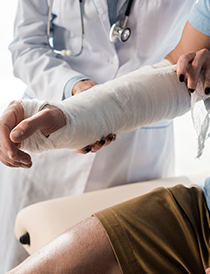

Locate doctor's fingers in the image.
[176,49,210,93]
[74,134,116,154]
[186,49,210,93]
[10,105,66,143]
[88,134,116,153]
[176,52,196,83]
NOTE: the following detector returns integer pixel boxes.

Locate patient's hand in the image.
[0,101,32,168]
[175,48,210,94]
[0,101,66,168]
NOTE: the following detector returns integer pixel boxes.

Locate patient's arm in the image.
[10,60,191,152]
[1,22,210,167]
[0,58,189,167]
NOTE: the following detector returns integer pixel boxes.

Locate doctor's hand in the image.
[72,79,97,95]
[175,48,210,94]
[0,101,66,168]
[74,134,117,154]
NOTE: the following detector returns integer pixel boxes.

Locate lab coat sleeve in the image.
[9,0,87,101]
[63,76,90,99]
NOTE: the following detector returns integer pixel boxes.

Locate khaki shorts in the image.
[94,185,210,274]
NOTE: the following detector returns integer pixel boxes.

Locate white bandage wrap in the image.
[191,76,209,158]
[20,59,191,153]
[20,99,57,152]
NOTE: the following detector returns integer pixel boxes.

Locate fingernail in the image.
[205,88,210,95]
[107,136,114,142]
[20,164,30,169]
[11,130,22,139]
[99,140,106,146]
[188,88,195,93]
[19,232,30,245]
[179,74,185,82]
[21,158,30,165]
[84,148,91,154]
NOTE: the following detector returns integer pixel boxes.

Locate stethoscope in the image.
[109,0,134,43]
[47,0,84,57]
[47,0,134,57]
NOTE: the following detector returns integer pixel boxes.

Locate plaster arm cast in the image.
[20,59,192,153]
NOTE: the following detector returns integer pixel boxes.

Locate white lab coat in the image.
[1,0,196,272]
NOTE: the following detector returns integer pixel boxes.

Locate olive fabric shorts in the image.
[94,185,210,274]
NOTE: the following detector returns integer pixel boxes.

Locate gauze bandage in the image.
[191,77,209,158]
[20,59,191,153]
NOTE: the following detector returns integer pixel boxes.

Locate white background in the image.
[0,1,210,183]
[0,1,25,105]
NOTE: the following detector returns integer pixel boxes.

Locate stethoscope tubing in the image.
[47,0,134,56]
[47,0,84,57]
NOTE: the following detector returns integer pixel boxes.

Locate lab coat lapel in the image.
[92,0,128,36]
[91,0,111,37]
[92,0,117,52]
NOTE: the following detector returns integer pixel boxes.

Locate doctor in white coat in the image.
[0,0,196,272]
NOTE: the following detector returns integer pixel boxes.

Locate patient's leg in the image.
[7,217,121,274]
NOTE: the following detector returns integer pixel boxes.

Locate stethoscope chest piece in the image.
[109,21,131,43]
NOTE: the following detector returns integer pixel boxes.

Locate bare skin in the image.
[2,21,210,273]
[6,217,122,274]
[166,21,210,91]
[72,79,97,95]
[1,22,210,168]
[0,101,66,168]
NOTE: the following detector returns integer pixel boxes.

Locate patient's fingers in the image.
[206,268,210,274]
[74,134,116,154]
[10,105,66,143]
[0,149,32,168]
[0,101,25,161]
